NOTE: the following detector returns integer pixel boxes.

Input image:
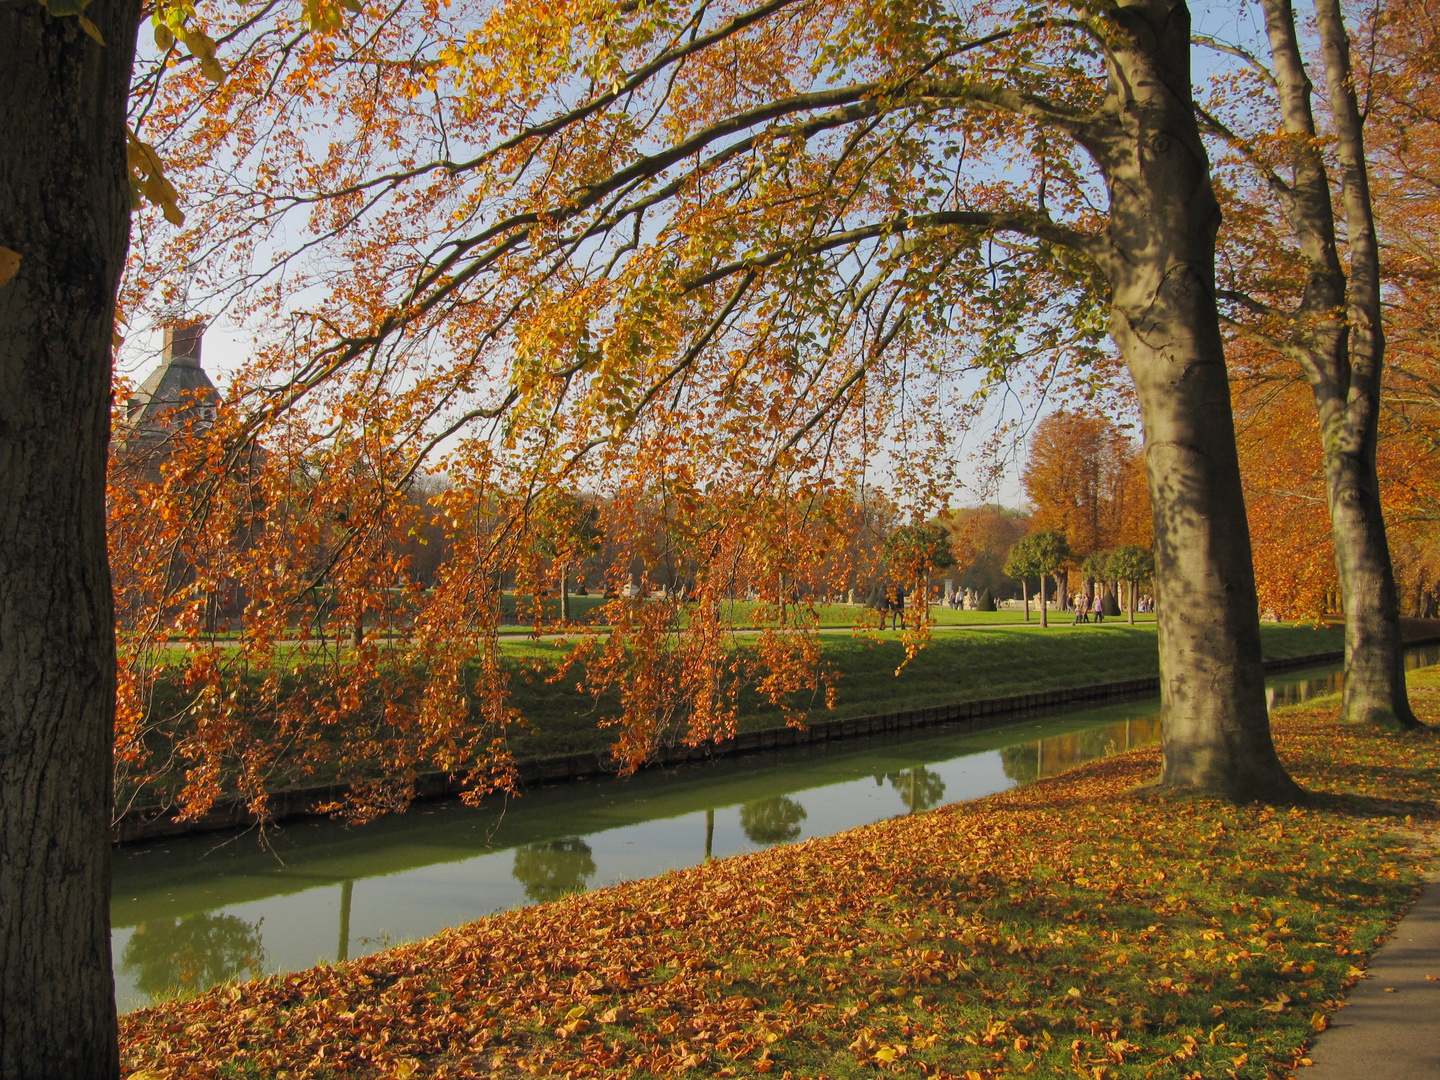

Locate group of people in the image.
[1071,589,1155,622]
[1071,590,1109,624]
[865,582,907,629]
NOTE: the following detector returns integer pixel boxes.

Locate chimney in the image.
[162,320,204,364]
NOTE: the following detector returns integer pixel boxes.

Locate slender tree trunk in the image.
[1313,0,1420,729]
[1259,0,1419,729]
[560,565,570,622]
[1100,0,1300,801]
[1022,580,1030,621]
[1039,574,1047,628]
[1,1,141,1076]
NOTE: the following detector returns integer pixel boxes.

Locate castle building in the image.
[117,320,220,478]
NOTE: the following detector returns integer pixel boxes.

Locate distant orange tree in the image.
[1021,410,1150,599]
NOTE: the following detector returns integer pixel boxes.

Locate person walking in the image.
[1092,589,1105,624]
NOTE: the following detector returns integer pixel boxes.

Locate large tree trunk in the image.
[0,1,140,1076]
[1101,1,1301,801]
[1258,0,1420,729]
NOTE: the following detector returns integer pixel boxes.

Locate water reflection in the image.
[512,838,597,902]
[1000,716,1163,785]
[120,912,265,1004]
[337,880,353,962]
[888,766,947,813]
[740,796,808,845]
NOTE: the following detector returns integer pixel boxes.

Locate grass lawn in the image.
[118,666,1440,1079]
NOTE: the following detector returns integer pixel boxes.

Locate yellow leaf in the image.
[199,57,227,84]
[0,246,19,288]
[177,27,216,62]
[161,200,186,226]
[78,16,105,44]
[154,24,174,49]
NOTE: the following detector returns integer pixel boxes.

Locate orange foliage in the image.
[1231,358,1338,621]
[1368,0,1440,616]
[1021,410,1148,560]
[110,0,1141,823]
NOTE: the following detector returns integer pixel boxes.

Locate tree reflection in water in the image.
[740,796,808,845]
[888,766,947,813]
[120,912,266,1003]
[512,838,597,903]
[1000,716,1162,784]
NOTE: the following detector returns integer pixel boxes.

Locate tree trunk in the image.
[1100,0,1301,801]
[1259,0,1419,729]
[560,565,570,621]
[1313,0,1420,729]
[1038,574,1047,628]
[1,1,140,1076]
[1022,579,1030,621]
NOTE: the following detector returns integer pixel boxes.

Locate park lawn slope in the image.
[120,666,1440,1080]
[121,623,1346,810]
[502,621,1344,759]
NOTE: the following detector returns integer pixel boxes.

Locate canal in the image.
[112,647,1438,1012]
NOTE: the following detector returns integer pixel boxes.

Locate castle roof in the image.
[122,323,220,458]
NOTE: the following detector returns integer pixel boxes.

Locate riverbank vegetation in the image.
[118,670,1440,1079]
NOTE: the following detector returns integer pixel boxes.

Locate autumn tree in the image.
[944,504,1031,598]
[1201,0,1421,727]
[113,0,1300,812]
[1023,409,1138,561]
[1365,0,1440,622]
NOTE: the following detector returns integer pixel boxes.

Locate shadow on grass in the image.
[1299,789,1440,822]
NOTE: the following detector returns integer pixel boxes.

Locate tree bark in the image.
[1098,1,1301,800]
[1257,0,1419,729]
[1038,573,1047,628]
[0,1,140,1076]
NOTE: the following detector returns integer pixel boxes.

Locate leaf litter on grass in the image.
[121,678,1440,1080]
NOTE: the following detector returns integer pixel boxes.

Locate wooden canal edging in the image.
[112,641,1439,844]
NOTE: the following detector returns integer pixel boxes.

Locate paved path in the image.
[1304,877,1440,1079]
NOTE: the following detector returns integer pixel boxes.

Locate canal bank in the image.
[114,624,1440,843]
